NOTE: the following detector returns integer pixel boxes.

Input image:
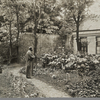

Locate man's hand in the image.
[34,53,37,57]
[32,55,35,58]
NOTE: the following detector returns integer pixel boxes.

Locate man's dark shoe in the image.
[26,77,32,79]
[26,76,30,78]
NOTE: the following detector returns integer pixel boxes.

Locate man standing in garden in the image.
[26,46,35,78]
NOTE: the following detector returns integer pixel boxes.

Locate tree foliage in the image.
[0,0,94,64]
[0,0,27,63]
[61,0,93,52]
[23,0,60,63]
[0,0,60,63]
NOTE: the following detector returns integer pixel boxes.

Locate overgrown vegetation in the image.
[20,53,100,97]
[0,0,98,98]
[0,69,45,98]
[0,0,94,64]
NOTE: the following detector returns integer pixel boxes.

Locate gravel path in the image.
[8,66,71,98]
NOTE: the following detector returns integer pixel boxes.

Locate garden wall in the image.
[19,33,60,61]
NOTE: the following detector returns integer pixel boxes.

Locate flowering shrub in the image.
[41,53,100,73]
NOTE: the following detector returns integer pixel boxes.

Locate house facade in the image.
[72,17,100,55]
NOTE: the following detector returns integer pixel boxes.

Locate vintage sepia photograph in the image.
[0,0,100,98]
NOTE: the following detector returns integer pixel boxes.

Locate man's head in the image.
[29,46,33,51]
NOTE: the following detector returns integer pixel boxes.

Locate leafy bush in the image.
[41,53,100,73]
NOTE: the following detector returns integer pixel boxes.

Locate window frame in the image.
[96,36,100,54]
[80,37,88,54]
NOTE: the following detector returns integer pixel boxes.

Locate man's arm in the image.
[28,51,35,59]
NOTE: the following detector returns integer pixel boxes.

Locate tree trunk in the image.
[76,21,80,52]
[64,35,68,50]
[9,21,12,64]
[16,12,20,62]
[73,14,80,53]
[34,24,38,64]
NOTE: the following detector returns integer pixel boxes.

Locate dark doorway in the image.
[80,37,88,54]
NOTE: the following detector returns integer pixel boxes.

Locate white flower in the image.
[67,58,71,62]
[52,74,57,79]
[93,60,99,64]
[30,94,34,97]
[25,95,29,98]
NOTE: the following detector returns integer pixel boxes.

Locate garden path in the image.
[6,65,71,98]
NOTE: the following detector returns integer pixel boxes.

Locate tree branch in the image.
[37,6,42,23]
[73,14,77,23]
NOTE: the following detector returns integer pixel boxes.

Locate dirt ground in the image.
[0,65,45,98]
[0,64,71,98]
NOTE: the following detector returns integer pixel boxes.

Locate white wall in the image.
[80,17,100,31]
[73,36,96,54]
[73,37,77,54]
[87,36,96,54]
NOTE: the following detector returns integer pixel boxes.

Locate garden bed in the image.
[19,54,100,98]
[20,53,100,98]
[32,67,100,98]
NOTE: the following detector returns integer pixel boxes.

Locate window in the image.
[80,37,87,54]
[96,37,100,54]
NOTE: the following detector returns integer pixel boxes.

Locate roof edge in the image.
[73,29,100,32]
